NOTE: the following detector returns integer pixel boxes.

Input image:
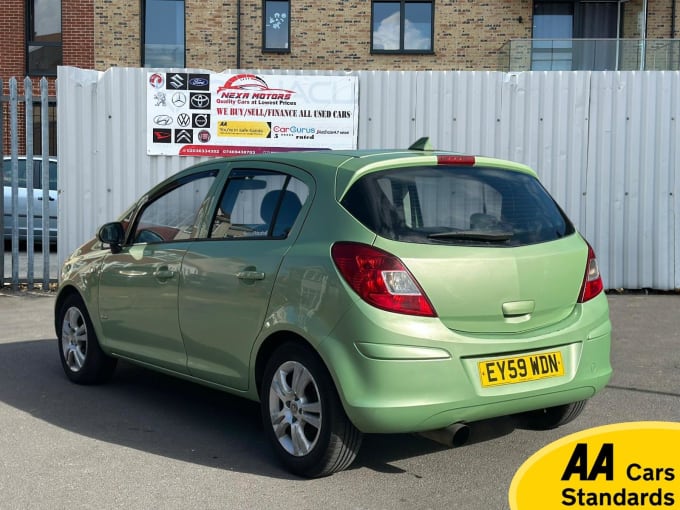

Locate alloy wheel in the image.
[268,360,323,457]
[61,306,88,372]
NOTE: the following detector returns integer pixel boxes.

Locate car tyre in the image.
[521,400,588,430]
[57,294,117,384]
[261,342,362,477]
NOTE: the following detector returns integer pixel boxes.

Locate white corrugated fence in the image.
[57,67,680,290]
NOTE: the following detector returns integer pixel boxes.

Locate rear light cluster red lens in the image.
[437,155,475,166]
[578,243,604,303]
[331,242,436,317]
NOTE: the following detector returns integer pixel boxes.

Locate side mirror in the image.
[97,222,125,253]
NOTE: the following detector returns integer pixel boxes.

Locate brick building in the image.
[94,0,678,71]
[1,0,95,155]
[2,0,679,154]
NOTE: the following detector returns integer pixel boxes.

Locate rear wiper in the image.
[427,230,514,242]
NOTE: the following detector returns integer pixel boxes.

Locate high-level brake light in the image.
[437,155,476,166]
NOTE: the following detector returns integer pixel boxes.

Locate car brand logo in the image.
[171,92,187,108]
[177,113,191,127]
[198,130,211,143]
[152,128,172,143]
[188,74,210,90]
[149,73,164,89]
[175,129,193,143]
[190,93,211,109]
[192,113,210,128]
[189,77,209,87]
[153,115,173,126]
[167,73,187,90]
[153,92,167,107]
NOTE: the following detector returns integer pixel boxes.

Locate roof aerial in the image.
[408,137,434,151]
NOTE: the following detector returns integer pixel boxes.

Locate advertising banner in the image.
[146,72,358,157]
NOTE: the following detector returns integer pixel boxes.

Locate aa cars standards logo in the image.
[509,422,680,509]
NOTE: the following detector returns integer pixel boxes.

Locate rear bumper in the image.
[318,293,612,433]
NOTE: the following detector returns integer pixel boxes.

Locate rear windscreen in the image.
[341,166,575,246]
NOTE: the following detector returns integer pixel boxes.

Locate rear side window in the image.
[209,170,308,239]
[341,166,574,247]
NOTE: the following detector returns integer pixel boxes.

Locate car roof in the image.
[159,139,538,202]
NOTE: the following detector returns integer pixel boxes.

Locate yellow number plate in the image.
[478,351,565,387]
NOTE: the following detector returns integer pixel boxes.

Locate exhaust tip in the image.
[450,423,470,447]
[417,422,470,448]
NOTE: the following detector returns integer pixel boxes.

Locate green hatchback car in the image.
[55,139,612,477]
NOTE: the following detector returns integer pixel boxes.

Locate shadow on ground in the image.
[0,337,525,479]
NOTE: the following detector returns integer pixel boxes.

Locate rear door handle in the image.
[237,270,265,281]
[37,196,55,201]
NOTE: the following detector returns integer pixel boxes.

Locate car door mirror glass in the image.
[97,222,125,253]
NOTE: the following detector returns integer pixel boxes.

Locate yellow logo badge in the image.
[509,422,680,509]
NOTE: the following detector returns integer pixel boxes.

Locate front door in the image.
[98,171,218,373]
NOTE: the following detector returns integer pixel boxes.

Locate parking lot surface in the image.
[0,291,678,509]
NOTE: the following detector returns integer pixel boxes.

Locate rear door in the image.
[179,163,311,390]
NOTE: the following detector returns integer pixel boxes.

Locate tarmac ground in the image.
[0,290,678,510]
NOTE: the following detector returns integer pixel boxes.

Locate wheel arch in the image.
[254,331,329,399]
[54,285,84,337]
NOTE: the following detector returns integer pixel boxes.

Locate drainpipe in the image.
[615,0,621,70]
[236,0,242,69]
[640,0,648,70]
[672,0,677,70]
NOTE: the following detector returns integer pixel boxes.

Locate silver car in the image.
[2,156,58,245]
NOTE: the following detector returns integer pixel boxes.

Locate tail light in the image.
[331,242,436,317]
[578,243,604,303]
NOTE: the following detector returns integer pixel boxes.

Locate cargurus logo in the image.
[273,125,315,134]
[290,126,315,134]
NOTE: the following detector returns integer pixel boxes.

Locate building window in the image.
[143,0,185,68]
[26,0,62,76]
[263,1,290,52]
[371,0,433,53]
[532,1,621,71]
